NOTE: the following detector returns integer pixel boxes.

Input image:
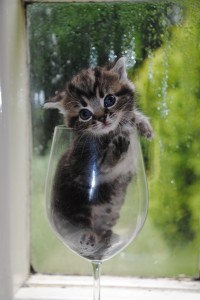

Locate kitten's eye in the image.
[104,95,116,108]
[79,109,92,121]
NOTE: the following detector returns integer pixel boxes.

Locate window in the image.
[0,0,200,299]
[28,0,200,278]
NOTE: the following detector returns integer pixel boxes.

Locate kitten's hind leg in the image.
[79,229,111,260]
[134,110,153,140]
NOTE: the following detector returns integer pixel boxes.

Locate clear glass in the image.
[45,125,148,299]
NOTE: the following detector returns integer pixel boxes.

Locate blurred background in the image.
[27,0,200,278]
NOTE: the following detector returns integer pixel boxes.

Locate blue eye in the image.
[79,109,92,121]
[104,95,116,108]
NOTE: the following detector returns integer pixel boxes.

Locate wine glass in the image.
[45,125,148,300]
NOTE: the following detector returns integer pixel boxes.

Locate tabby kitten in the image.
[44,57,153,259]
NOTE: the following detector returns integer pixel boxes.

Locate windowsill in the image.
[14,274,200,300]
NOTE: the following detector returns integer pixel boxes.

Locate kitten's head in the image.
[44,57,135,136]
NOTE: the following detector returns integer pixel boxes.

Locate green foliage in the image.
[30,1,200,276]
[134,0,200,246]
[28,2,174,155]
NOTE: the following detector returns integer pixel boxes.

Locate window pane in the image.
[28,0,200,277]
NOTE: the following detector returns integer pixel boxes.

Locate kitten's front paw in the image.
[100,133,130,170]
[136,120,153,140]
[112,134,130,160]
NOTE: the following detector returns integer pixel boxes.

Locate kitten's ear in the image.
[111,57,127,82]
[44,91,67,115]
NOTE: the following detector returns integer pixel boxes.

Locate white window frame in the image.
[0,0,31,298]
[0,0,199,299]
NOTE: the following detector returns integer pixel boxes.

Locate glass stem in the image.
[92,261,101,300]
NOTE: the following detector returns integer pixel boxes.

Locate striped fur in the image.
[45,58,153,139]
[45,58,153,260]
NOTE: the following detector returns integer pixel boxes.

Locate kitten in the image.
[44,57,153,259]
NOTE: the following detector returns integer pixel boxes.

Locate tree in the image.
[28,2,174,154]
[134,0,200,246]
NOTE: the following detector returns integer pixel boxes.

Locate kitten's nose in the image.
[99,115,107,123]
